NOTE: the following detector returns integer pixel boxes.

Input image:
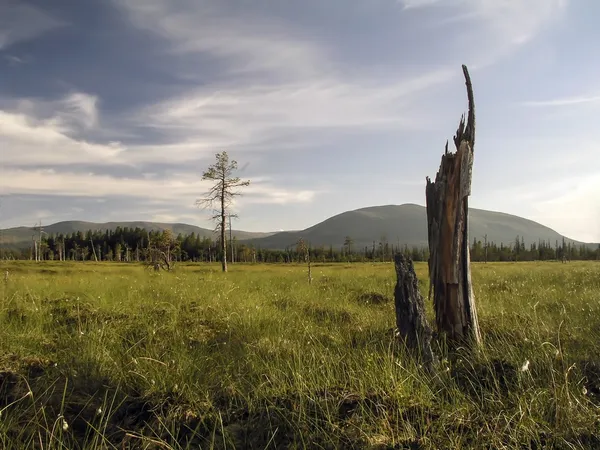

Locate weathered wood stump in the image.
[425,65,482,346]
[394,253,436,367]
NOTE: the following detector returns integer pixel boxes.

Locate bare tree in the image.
[197,151,250,272]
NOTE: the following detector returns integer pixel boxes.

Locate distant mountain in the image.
[243,204,596,250]
[0,221,275,248]
[1,205,596,251]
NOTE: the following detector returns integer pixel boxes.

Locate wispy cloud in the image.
[107,0,461,165]
[0,168,318,208]
[410,0,567,43]
[109,0,569,166]
[0,98,122,167]
[3,91,100,133]
[398,0,443,11]
[127,68,456,159]
[521,94,600,107]
[54,92,100,131]
[4,54,28,66]
[472,0,567,46]
[114,0,329,82]
[0,3,65,50]
[405,0,568,68]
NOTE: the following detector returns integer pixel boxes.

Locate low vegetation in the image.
[1,261,599,448]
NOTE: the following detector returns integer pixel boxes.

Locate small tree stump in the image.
[394,253,436,367]
[425,65,482,346]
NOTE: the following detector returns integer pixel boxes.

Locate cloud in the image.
[0,168,318,208]
[108,0,569,169]
[404,0,568,68]
[149,213,199,223]
[4,54,28,66]
[399,0,442,10]
[0,108,123,167]
[472,0,567,46]
[0,3,65,50]
[127,68,455,158]
[521,94,600,107]
[7,91,100,133]
[55,92,100,131]
[414,0,567,43]
[2,2,459,174]
[0,90,121,171]
[114,0,329,82]
[104,0,464,167]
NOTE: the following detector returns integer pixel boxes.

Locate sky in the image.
[1,0,599,242]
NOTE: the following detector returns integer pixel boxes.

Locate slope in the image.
[244,204,593,250]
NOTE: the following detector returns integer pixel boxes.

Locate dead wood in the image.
[425,65,482,346]
[394,253,437,366]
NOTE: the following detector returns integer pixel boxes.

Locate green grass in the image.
[1,261,600,449]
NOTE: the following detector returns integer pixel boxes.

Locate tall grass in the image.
[1,261,599,449]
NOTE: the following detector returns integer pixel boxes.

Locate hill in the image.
[1,205,596,251]
[244,204,595,250]
[0,221,275,248]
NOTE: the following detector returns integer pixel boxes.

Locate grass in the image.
[1,260,599,449]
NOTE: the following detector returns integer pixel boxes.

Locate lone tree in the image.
[197,151,250,272]
[425,65,482,346]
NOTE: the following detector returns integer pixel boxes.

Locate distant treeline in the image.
[2,226,599,263]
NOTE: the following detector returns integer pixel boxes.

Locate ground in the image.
[1,261,599,449]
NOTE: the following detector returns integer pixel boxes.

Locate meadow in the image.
[1,260,599,449]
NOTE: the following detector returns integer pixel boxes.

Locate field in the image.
[1,261,600,449]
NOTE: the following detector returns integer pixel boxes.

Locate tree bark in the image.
[425,65,482,346]
[394,253,436,366]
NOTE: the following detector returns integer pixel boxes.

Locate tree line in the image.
[2,228,598,263]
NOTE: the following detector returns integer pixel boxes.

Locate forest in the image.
[3,226,599,263]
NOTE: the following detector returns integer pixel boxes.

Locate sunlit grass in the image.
[1,261,599,448]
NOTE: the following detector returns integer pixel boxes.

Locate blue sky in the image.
[1,0,599,242]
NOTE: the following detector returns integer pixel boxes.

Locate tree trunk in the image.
[221,184,227,273]
[90,238,98,262]
[425,64,481,346]
[394,253,436,366]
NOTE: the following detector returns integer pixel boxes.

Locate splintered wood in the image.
[425,65,482,346]
[394,253,436,367]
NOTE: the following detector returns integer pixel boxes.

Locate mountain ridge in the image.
[1,204,597,250]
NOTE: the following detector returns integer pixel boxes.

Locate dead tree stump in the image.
[394,253,436,366]
[425,65,482,346]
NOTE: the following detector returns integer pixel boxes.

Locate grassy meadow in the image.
[1,260,600,449]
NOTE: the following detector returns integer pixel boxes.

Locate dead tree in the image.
[90,236,98,262]
[149,249,172,271]
[394,253,436,367]
[145,230,175,271]
[425,65,482,346]
[197,152,250,273]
